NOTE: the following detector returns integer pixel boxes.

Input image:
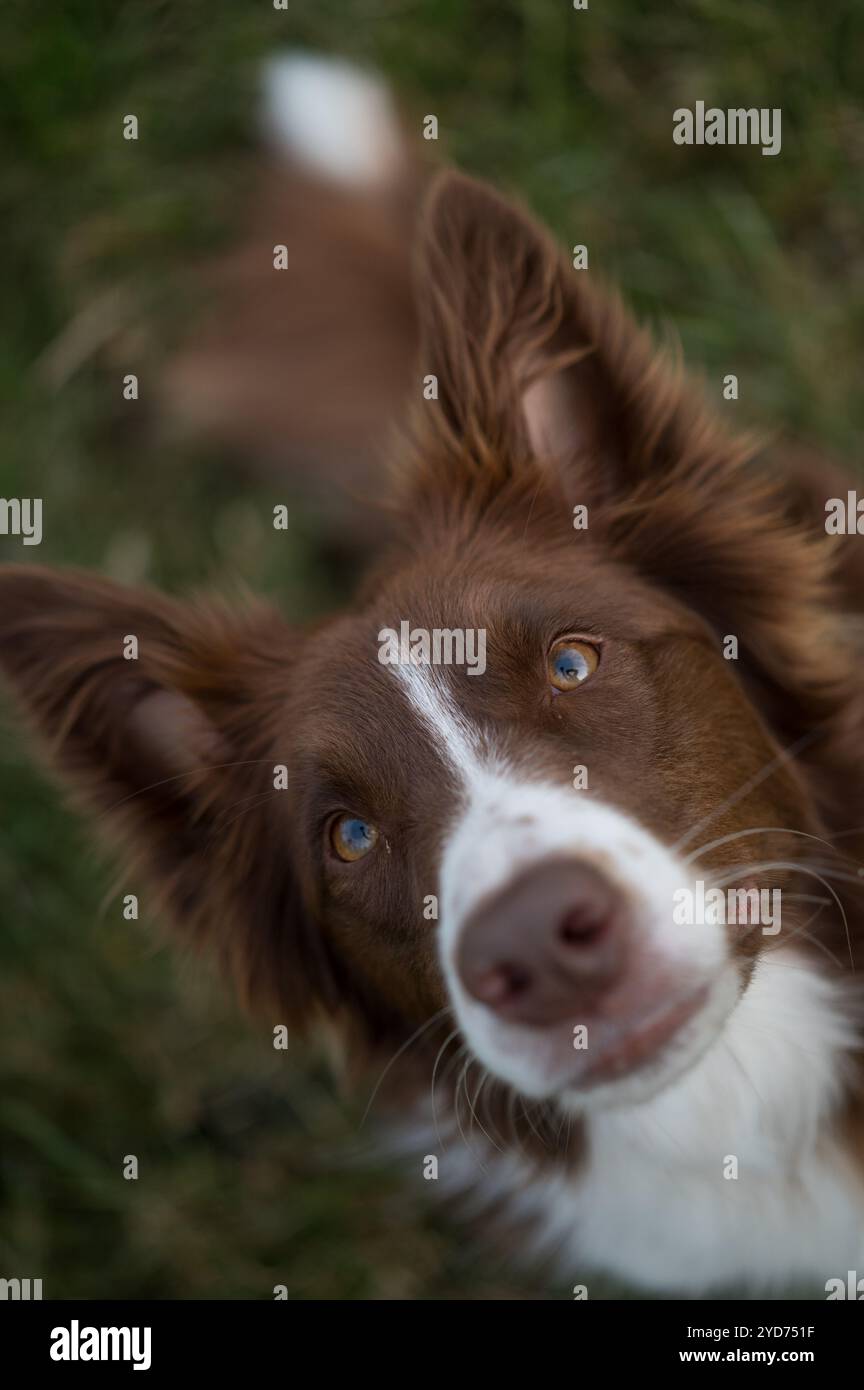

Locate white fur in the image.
[262,54,403,187]
[572,954,863,1291]
[389,663,864,1291]
[392,661,735,1104]
[401,954,863,1293]
[439,775,740,1104]
[392,661,485,780]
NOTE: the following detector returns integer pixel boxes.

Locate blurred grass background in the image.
[0,0,861,1299]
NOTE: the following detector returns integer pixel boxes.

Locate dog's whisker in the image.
[453,1056,489,1171]
[709,859,855,968]
[711,858,861,891]
[760,924,848,973]
[684,823,863,869]
[360,1006,452,1129]
[673,730,821,853]
[505,1089,527,1164]
[464,1063,505,1156]
[430,1028,462,1155]
[480,1076,509,1155]
[706,857,864,902]
[518,1097,552,1152]
[100,758,279,817]
[213,790,282,833]
[213,787,282,826]
[826,824,864,841]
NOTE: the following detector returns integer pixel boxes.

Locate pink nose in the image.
[456,858,629,1026]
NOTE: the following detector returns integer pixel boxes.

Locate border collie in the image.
[2,57,863,1297]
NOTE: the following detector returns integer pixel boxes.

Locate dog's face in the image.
[286,521,819,1110]
[0,172,849,1116]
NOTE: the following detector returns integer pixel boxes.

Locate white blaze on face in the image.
[391,661,739,1106]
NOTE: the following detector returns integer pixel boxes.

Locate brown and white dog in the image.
[2,58,864,1296]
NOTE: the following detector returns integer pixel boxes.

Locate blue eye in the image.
[331,814,379,862]
[548,638,600,692]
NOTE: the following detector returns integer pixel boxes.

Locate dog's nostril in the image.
[471,962,531,1006]
[559,904,607,945]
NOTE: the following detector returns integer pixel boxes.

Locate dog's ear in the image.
[406,171,851,741]
[0,565,335,1024]
[410,169,767,509]
[408,168,645,494]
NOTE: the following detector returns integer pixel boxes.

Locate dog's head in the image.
[1,173,859,1115]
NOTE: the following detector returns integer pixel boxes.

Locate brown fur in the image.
[2,170,864,1171]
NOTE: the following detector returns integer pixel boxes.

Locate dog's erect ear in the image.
[0,565,334,1024]
[405,170,854,742]
[409,170,766,507]
[408,168,657,495]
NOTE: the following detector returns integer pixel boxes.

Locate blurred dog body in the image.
[2,56,864,1298]
[160,55,423,547]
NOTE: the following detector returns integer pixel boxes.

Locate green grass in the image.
[0,0,861,1299]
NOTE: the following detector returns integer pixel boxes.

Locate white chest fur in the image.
[543,954,864,1293]
[418,953,864,1295]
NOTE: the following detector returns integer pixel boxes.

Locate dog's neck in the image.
[591,949,857,1167]
[404,949,864,1293]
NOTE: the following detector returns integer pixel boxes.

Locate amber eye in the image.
[330,814,379,863]
[547,637,600,692]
